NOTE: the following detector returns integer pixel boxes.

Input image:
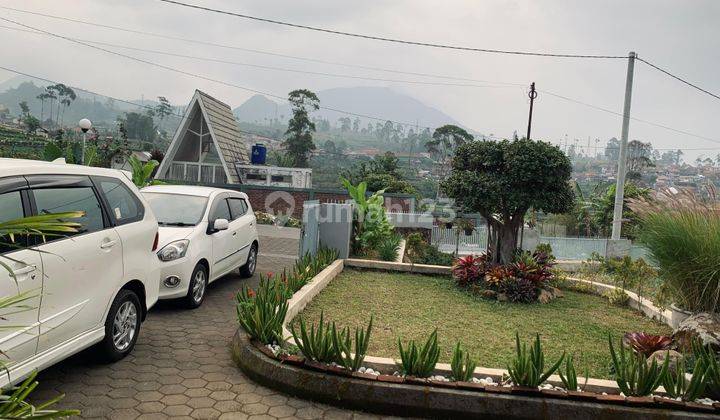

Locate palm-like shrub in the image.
[629,188,720,312]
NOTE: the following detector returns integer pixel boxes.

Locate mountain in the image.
[233,87,463,129]
[234,94,282,123]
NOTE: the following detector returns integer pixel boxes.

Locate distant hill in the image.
[233,87,464,129]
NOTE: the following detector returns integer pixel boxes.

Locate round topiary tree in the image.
[441,138,574,264]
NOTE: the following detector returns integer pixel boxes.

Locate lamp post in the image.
[79,118,92,164]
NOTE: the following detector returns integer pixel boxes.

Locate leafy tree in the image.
[284,89,319,167]
[154,96,173,121]
[22,115,40,134]
[338,117,352,132]
[352,117,360,132]
[627,140,654,182]
[426,125,473,184]
[594,182,651,239]
[118,111,156,142]
[604,137,620,161]
[18,101,29,117]
[441,139,574,263]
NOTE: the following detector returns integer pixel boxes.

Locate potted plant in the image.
[456,219,475,236]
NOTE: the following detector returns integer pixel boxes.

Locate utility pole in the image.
[526,82,537,140]
[611,51,636,240]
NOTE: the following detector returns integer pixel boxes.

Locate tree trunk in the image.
[488,221,521,264]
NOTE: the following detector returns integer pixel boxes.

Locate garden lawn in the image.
[291,269,671,379]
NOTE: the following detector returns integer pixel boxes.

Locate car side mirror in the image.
[212,218,229,232]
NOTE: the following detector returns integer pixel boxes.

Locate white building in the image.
[235,163,312,189]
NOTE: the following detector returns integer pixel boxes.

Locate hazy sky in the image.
[1,0,719,161]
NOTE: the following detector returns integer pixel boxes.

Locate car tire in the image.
[183,263,208,309]
[98,289,142,362]
[239,243,258,278]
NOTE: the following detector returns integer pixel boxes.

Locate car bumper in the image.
[157,257,196,300]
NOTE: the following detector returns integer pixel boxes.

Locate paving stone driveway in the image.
[33,233,391,419]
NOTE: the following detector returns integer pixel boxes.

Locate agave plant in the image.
[0,371,80,419]
[397,330,440,377]
[236,275,289,345]
[291,311,337,363]
[622,332,672,358]
[331,317,373,371]
[508,333,564,388]
[663,350,708,401]
[609,335,668,396]
[558,354,588,391]
[450,342,477,382]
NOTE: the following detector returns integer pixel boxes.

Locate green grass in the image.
[291,269,672,379]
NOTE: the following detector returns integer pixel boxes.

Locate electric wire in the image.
[635,57,720,102]
[155,0,628,59]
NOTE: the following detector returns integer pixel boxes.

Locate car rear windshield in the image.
[142,192,208,226]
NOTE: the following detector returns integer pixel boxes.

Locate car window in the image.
[32,187,105,236]
[210,198,231,221]
[227,198,248,220]
[98,177,144,225]
[0,191,27,253]
[142,192,208,226]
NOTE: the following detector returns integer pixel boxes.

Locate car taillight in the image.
[152,231,159,252]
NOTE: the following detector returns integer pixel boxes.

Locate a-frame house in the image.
[156,90,249,184]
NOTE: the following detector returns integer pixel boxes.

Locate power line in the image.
[155,0,628,59]
[0,24,523,90]
[540,89,720,145]
[0,16,437,130]
[0,6,528,86]
[3,15,719,147]
[636,57,720,102]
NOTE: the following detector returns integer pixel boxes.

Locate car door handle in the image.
[232,232,237,236]
[100,240,117,249]
[12,265,37,276]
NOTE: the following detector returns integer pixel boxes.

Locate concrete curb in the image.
[566,277,674,328]
[232,329,713,419]
[281,259,638,394]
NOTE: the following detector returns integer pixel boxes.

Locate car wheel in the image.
[239,243,258,278]
[184,263,208,309]
[98,289,141,362]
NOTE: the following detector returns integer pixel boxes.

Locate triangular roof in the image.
[158,90,249,183]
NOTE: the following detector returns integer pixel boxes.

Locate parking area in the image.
[32,229,390,419]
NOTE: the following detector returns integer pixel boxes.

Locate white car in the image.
[0,158,160,387]
[141,185,259,308]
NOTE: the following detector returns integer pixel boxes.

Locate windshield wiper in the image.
[158,222,195,227]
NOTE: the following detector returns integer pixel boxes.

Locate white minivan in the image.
[0,158,160,387]
[141,185,259,308]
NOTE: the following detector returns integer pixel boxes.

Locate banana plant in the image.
[128,155,159,188]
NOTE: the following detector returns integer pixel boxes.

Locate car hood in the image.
[157,225,197,248]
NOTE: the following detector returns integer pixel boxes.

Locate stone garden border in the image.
[231,258,718,418]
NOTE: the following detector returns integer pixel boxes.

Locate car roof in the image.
[141,184,247,198]
[0,158,130,178]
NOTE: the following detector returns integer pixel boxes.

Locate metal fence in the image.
[430,227,650,261]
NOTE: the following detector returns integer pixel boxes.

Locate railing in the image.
[430,227,650,261]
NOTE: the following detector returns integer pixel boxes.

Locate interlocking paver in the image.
[33,235,377,418]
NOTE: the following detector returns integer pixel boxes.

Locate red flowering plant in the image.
[513,251,556,286]
[622,332,672,357]
[452,254,487,287]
